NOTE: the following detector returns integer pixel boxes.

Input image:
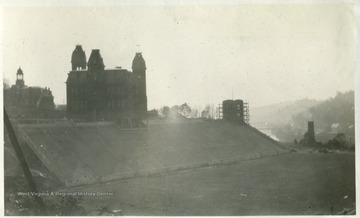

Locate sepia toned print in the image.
[2,1,357,216]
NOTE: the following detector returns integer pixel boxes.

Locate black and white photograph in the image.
[1,0,358,216]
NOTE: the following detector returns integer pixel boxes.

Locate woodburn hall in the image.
[66,45,147,127]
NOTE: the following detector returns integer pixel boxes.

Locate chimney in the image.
[308,121,315,145]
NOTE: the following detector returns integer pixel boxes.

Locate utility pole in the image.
[4,108,46,213]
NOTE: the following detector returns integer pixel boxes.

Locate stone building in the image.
[66,45,147,126]
[4,67,55,118]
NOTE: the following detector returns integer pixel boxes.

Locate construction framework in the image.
[216,100,250,124]
[217,103,223,120]
[243,101,250,124]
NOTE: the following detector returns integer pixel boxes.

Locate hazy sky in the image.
[2,2,357,109]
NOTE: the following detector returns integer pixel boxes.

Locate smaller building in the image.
[222,99,244,123]
[330,123,343,134]
[4,67,55,118]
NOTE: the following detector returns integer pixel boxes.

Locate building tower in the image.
[87,49,105,72]
[86,49,105,119]
[71,45,87,70]
[132,52,147,117]
[222,99,244,124]
[223,100,235,121]
[16,67,25,88]
[234,99,244,122]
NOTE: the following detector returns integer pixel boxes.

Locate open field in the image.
[60,152,355,216]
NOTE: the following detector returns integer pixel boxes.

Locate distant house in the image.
[316,123,354,147]
[315,131,338,144]
[330,123,343,134]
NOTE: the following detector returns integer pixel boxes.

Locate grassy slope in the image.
[18,121,287,185]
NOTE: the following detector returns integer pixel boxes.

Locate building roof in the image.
[67,68,132,84]
[71,45,86,64]
[132,52,146,71]
[17,67,23,75]
[88,49,105,70]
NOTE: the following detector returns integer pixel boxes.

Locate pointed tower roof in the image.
[71,45,87,70]
[15,67,25,88]
[17,67,23,75]
[132,52,146,72]
[71,45,86,64]
[87,49,105,71]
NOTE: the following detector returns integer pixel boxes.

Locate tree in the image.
[3,78,11,89]
[327,133,347,149]
[179,103,192,118]
[201,105,211,118]
[159,106,170,118]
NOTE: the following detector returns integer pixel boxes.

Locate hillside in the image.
[307,91,355,132]
[16,120,288,187]
[256,91,355,142]
[251,99,320,125]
